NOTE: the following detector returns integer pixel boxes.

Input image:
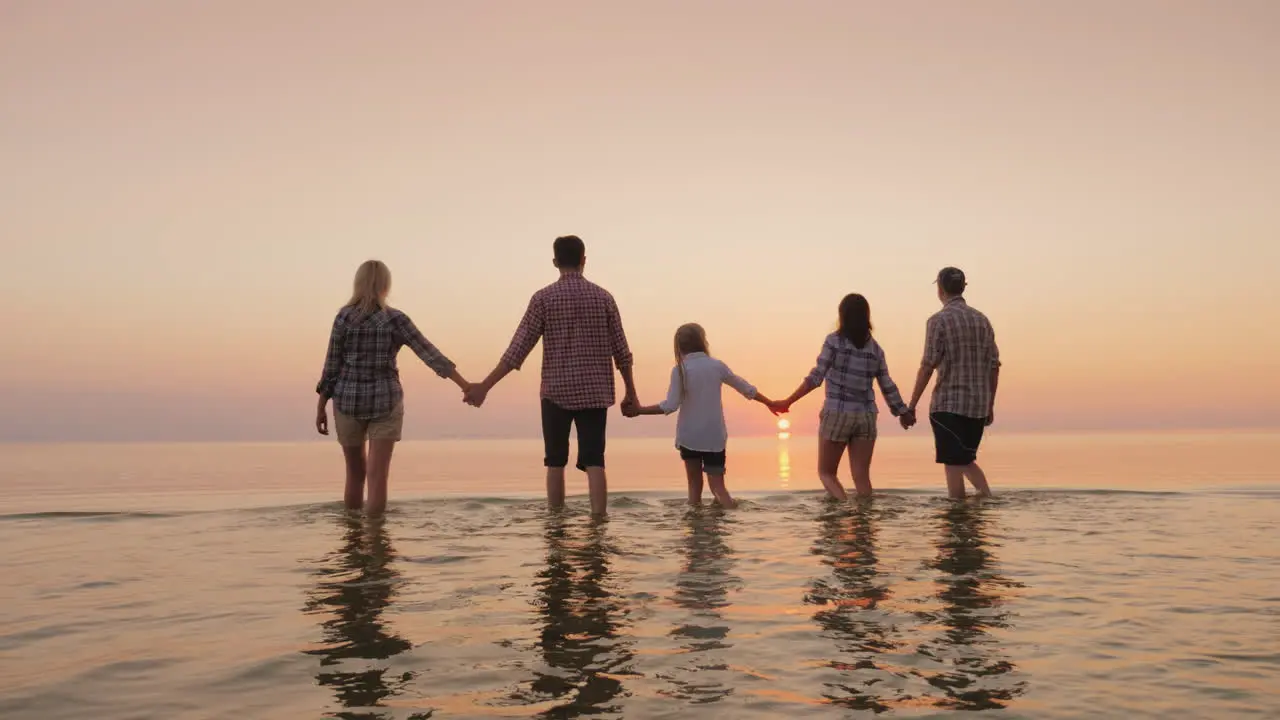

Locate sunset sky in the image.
[2,1,1278,442]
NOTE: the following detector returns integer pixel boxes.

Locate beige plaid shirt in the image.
[922,297,1000,418]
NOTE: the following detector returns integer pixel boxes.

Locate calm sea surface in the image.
[1,432,1278,719]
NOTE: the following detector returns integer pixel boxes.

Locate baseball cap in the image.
[935,266,966,292]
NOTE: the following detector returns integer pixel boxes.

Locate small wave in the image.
[0,511,185,522]
[8,486,1276,522]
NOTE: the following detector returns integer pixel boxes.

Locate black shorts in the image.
[930,412,986,466]
[678,446,727,474]
[541,399,608,471]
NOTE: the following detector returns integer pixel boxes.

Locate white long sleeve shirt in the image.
[657,352,758,452]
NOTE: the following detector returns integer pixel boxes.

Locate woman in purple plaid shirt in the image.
[777,294,916,501]
[315,260,473,516]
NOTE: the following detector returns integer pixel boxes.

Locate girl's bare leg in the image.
[684,460,705,505]
[818,439,849,502]
[364,439,396,516]
[342,444,367,511]
[848,438,876,498]
[706,473,736,508]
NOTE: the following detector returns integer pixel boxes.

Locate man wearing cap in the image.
[906,267,1001,499]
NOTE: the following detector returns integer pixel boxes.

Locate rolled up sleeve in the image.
[804,337,834,388]
[875,348,909,416]
[657,365,682,415]
[606,294,634,371]
[922,316,945,368]
[396,313,456,378]
[316,314,345,397]
[500,294,545,370]
[720,361,758,400]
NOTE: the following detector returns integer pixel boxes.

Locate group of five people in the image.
[316,235,1000,515]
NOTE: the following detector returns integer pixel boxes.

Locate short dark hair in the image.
[553,235,585,268]
[936,266,966,295]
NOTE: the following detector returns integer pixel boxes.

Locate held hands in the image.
[620,393,640,418]
[462,381,489,408]
[899,408,918,430]
[766,399,791,416]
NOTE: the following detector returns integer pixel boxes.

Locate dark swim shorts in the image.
[930,412,986,466]
[678,446,727,474]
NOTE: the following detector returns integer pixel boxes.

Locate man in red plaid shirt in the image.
[466,236,639,515]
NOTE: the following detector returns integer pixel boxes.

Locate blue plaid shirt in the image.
[804,333,909,416]
[316,306,456,420]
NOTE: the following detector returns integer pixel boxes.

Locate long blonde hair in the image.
[347,260,391,317]
[673,323,710,398]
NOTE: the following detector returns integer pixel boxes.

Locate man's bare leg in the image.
[963,463,992,497]
[546,467,567,509]
[585,467,608,516]
[944,465,967,500]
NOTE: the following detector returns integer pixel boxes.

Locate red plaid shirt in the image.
[501,272,633,410]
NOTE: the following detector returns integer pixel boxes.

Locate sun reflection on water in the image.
[777,437,791,489]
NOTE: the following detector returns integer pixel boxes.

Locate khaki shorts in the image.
[819,409,878,443]
[335,402,404,447]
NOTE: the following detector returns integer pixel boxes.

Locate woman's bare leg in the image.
[684,460,705,505]
[706,473,736,508]
[342,445,367,511]
[848,438,876,498]
[818,439,849,502]
[364,439,396,516]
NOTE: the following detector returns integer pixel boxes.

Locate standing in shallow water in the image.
[464,235,639,517]
[626,323,781,508]
[906,267,1001,499]
[315,260,473,516]
[777,294,914,501]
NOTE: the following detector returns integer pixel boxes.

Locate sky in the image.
[2,0,1278,442]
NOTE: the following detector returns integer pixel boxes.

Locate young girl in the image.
[777,294,913,501]
[628,323,780,508]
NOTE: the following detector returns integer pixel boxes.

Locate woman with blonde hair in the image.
[627,323,781,507]
[315,260,472,515]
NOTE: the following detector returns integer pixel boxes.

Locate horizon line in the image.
[1,425,1277,446]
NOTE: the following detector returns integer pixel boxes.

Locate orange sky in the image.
[2,1,1278,441]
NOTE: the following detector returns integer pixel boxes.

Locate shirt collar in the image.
[558,270,584,280]
[683,351,708,359]
[945,296,968,307]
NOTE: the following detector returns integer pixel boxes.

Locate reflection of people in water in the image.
[665,507,740,703]
[526,515,635,717]
[917,502,1026,710]
[303,515,416,719]
[805,503,896,712]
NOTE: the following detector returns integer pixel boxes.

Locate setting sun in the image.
[777,418,791,431]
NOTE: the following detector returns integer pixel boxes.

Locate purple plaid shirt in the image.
[805,333,909,416]
[316,306,455,420]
